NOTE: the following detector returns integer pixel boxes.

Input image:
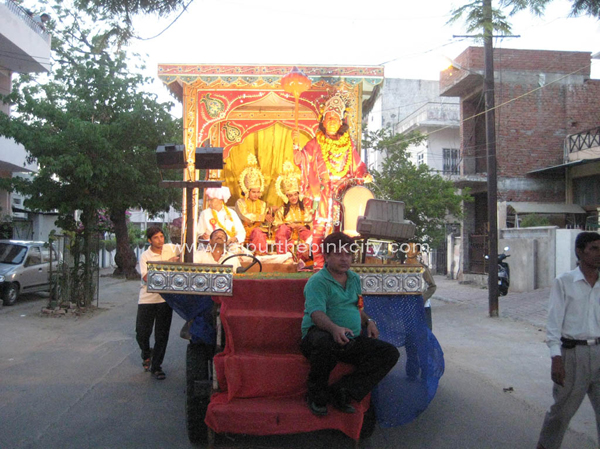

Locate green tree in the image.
[363,128,471,247]
[0,5,181,289]
[70,0,193,44]
[449,0,599,37]
[75,0,188,18]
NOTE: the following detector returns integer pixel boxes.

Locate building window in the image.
[417,152,424,165]
[573,175,600,207]
[443,148,459,174]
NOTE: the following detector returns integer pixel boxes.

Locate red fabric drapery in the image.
[207,278,370,440]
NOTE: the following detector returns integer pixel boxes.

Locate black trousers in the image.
[300,326,399,406]
[135,302,173,372]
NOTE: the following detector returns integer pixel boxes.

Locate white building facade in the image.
[395,101,461,174]
[0,0,53,240]
[364,79,459,173]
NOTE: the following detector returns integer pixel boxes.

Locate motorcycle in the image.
[497,246,510,296]
[485,246,510,296]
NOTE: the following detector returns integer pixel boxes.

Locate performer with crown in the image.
[293,91,372,270]
[197,186,246,248]
[235,154,273,255]
[274,161,313,263]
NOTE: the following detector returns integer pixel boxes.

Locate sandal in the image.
[152,369,166,380]
[142,358,151,372]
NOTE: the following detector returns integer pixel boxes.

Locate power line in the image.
[379,38,467,66]
[133,0,195,41]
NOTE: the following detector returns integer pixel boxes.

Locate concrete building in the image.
[440,46,600,281]
[364,79,461,274]
[364,79,460,173]
[128,206,182,244]
[395,100,461,174]
[0,0,53,240]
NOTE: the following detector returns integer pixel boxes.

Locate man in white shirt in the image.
[537,232,600,449]
[194,228,241,272]
[137,226,180,380]
[197,187,245,246]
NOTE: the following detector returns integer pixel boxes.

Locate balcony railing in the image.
[566,126,600,154]
[4,0,51,44]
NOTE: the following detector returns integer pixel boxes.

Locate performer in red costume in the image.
[293,91,372,270]
[274,161,313,262]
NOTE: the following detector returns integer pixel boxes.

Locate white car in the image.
[0,240,60,306]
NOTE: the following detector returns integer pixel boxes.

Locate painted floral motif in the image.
[200,94,225,118]
[223,123,242,143]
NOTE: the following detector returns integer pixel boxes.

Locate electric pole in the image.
[483,0,499,316]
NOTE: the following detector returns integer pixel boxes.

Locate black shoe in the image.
[331,388,356,414]
[306,397,328,417]
[151,368,166,380]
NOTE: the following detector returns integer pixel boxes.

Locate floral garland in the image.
[284,204,306,224]
[211,207,237,239]
[245,198,263,216]
[317,131,352,178]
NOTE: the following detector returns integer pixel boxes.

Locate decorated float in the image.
[147,64,444,447]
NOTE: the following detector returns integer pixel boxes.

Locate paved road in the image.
[0,273,596,448]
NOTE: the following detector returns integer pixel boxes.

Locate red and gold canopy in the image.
[157,64,383,242]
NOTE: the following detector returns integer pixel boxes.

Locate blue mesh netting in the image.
[161,293,216,345]
[364,294,445,427]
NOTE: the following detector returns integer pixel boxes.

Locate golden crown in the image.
[320,91,350,121]
[275,161,303,203]
[238,154,265,195]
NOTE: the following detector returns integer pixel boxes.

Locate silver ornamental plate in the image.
[147,262,233,296]
[352,264,425,295]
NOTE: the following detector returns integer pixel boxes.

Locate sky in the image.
[129,0,600,114]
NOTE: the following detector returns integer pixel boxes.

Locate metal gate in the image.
[51,234,100,308]
[469,234,488,274]
[432,241,447,275]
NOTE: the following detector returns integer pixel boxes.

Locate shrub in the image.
[101,239,117,252]
[519,215,551,228]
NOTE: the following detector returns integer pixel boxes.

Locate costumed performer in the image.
[274,161,313,263]
[197,186,246,249]
[293,91,372,270]
[234,154,273,255]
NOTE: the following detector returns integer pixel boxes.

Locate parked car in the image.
[0,240,60,306]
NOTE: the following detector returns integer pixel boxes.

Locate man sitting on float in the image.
[234,154,273,255]
[197,187,246,250]
[293,91,372,270]
[193,228,241,272]
[273,161,313,263]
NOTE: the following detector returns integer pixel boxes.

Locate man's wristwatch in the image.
[367,318,376,325]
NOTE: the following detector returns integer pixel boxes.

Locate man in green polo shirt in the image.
[300,232,400,416]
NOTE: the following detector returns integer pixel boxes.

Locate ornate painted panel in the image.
[147,262,233,296]
[352,264,425,295]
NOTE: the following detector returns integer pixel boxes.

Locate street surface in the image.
[0,272,596,448]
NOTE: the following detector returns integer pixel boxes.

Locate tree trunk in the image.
[111,207,138,279]
[79,207,98,308]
